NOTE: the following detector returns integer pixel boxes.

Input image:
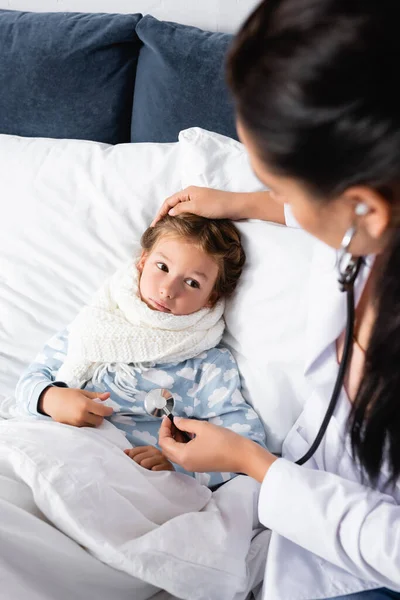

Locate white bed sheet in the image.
[0,445,269,600]
[0,489,159,600]
[0,416,269,600]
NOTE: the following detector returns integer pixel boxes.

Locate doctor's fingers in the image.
[158,415,174,443]
[158,418,194,465]
[151,189,193,226]
[160,418,246,473]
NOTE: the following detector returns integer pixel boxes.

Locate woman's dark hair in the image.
[228,0,400,487]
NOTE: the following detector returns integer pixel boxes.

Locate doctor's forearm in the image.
[236,191,285,224]
[239,438,278,482]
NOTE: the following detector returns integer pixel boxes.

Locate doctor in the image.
[158,1,400,599]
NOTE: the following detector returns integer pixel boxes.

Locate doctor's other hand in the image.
[39,387,113,427]
[124,446,175,472]
[159,417,277,483]
[151,186,246,226]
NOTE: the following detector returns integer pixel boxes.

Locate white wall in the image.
[0,0,260,32]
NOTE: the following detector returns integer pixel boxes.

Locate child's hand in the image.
[39,386,113,427]
[124,446,175,472]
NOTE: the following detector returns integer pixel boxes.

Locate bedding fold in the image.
[0,418,263,600]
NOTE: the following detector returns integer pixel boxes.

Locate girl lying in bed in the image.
[16,214,266,488]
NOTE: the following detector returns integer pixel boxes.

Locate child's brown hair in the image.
[141,214,246,299]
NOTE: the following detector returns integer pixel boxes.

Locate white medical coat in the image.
[259,211,400,600]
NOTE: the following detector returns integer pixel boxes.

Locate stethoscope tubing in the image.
[295,257,363,465]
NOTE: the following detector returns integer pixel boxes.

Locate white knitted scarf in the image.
[57,261,225,387]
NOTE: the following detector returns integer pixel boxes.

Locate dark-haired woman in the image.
[158,1,400,598]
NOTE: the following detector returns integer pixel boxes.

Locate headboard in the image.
[0,0,261,32]
[0,2,258,143]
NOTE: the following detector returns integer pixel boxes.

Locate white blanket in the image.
[0,417,266,600]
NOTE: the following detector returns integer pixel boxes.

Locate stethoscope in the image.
[296,224,364,465]
[118,388,192,443]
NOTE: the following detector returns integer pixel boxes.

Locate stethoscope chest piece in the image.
[118,388,191,443]
[144,388,175,418]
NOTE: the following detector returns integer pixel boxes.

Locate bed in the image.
[0,6,315,599]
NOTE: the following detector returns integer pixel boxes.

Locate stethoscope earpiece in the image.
[355,202,369,217]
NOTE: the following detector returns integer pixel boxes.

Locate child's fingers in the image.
[124,447,173,471]
[124,448,136,458]
[139,455,164,470]
[124,448,147,460]
[128,449,158,465]
[88,399,114,417]
[84,412,104,427]
[125,446,153,458]
[82,391,110,400]
[152,462,175,472]
[131,451,152,463]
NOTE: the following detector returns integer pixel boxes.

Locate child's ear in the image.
[205,291,219,308]
[136,250,148,273]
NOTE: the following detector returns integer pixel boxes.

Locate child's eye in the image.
[185,279,200,289]
[156,262,168,272]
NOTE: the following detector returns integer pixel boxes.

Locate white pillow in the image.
[0,134,182,412]
[0,129,315,451]
[179,128,316,451]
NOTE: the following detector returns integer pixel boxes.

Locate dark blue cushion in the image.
[131,16,237,143]
[0,10,142,144]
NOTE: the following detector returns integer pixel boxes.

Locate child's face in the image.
[137,236,219,315]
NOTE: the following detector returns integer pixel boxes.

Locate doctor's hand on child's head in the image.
[39,387,113,427]
[151,186,246,227]
[124,446,175,472]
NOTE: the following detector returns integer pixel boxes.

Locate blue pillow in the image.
[0,10,142,144]
[131,16,237,143]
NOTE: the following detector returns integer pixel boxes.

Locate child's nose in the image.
[160,280,178,299]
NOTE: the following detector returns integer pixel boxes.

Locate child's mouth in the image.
[150,298,171,313]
